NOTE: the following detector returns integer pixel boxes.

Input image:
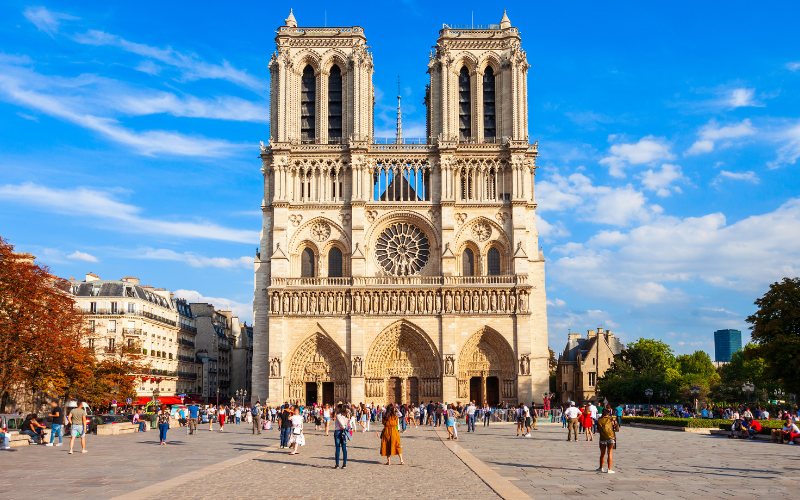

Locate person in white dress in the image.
[289,406,305,455]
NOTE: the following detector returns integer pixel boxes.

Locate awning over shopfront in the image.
[136,396,184,405]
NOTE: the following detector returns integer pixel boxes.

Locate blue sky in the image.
[1,1,798,357]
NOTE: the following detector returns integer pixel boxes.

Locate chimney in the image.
[12,252,36,265]
[568,332,581,340]
[86,273,99,282]
[121,276,140,286]
[597,327,604,335]
[587,329,597,337]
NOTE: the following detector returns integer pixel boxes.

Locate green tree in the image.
[677,351,716,379]
[597,338,681,404]
[714,344,770,403]
[746,277,800,394]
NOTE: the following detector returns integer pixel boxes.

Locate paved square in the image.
[2,420,798,499]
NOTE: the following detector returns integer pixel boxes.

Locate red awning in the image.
[136,396,184,405]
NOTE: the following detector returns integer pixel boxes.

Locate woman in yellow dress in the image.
[380,404,404,465]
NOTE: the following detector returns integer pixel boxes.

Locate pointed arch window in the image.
[327,247,343,277]
[328,65,342,144]
[483,67,496,142]
[462,248,475,276]
[301,248,315,277]
[301,65,316,143]
[487,247,501,276]
[458,66,471,142]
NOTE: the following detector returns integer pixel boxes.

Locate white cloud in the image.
[638,163,686,197]
[68,251,99,263]
[685,119,756,155]
[769,121,800,169]
[535,214,570,240]
[599,136,674,178]
[131,248,252,269]
[537,172,659,226]
[712,170,760,185]
[73,30,266,91]
[550,198,800,306]
[23,7,77,37]
[728,88,763,108]
[0,183,259,244]
[787,62,800,72]
[174,289,252,323]
[134,60,161,75]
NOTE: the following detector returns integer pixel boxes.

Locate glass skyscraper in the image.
[714,329,742,362]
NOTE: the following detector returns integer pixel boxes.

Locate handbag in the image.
[343,427,352,442]
[292,426,302,435]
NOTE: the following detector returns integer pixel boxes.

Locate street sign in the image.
[111,400,117,405]
[126,398,132,404]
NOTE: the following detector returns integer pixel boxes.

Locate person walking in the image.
[279,404,293,448]
[188,403,199,435]
[582,404,594,441]
[46,402,64,446]
[333,404,349,469]
[564,402,580,441]
[381,404,404,465]
[483,404,491,426]
[596,408,618,473]
[156,404,170,445]
[323,404,331,436]
[252,401,262,435]
[288,406,304,455]
[445,404,457,440]
[68,400,88,454]
[466,401,476,432]
[208,405,215,431]
[235,406,242,425]
[218,406,226,432]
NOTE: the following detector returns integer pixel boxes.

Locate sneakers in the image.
[46,443,54,447]
[68,451,73,454]
[333,465,340,469]
[341,465,347,469]
[606,469,615,474]
[81,450,88,453]
[525,433,531,437]
[596,467,605,472]
[55,443,62,446]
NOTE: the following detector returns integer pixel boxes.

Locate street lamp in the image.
[660,389,670,405]
[774,388,785,401]
[741,382,755,404]
[690,385,701,413]
[645,388,653,406]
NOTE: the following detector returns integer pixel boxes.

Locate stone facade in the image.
[555,328,624,405]
[253,11,548,407]
[190,304,232,401]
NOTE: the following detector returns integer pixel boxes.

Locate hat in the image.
[570,402,575,407]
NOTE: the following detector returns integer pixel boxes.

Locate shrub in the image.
[621,416,732,428]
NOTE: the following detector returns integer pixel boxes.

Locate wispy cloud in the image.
[23,6,78,37]
[727,88,763,108]
[68,250,99,262]
[769,121,800,169]
[638,163,686,197]
[73,30,266,91]
[787,62,800,72]
[599,135,674,178]
[685,119,756,156]
[0,183,259,244]
[131,247,252,269]
[712,170,760,185]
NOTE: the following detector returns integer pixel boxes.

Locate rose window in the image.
[375,223,430,276]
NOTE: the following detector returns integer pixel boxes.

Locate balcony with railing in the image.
[177,354,195,363]
[123,328,143,336]
[268,275,525,288]
[178,371,198,380]
[178,338,195,348]
[179,324,197,334]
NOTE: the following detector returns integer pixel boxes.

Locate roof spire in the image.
[396,75,403,144]
[285,8,297,27]
[499,9,511,29]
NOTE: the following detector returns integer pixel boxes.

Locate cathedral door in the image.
[486,376,500,406]
[469,377,482,404]
[387,377,402,404]
[322,382,334,405]
[305,382,318,406]
[408,377,419,405]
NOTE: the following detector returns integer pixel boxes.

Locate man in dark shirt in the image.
[279,404,292,448]
[426,402,435,426]
[20,415,45,444]
[46,402,64,446]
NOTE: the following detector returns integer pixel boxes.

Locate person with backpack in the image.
[596,408,619,473]
[333,404,350,469]
[252,401,262,435]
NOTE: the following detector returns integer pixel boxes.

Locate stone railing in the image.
[269,275,526,287]
[268,287,531,317]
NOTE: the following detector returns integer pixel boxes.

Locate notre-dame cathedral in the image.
[253,10,548,407]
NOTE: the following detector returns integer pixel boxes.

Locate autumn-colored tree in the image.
[0,237,93,411]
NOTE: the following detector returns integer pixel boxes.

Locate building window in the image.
[589,372,596,387]
[462,248,475,276]
[88,338,94,349]
[563,382,567,391]
[483,66,496,141]
[563,365,568,374]
[108,320,116,333]
[487,247,501,276]
[111,302,118,313]
[108,338,115,350]
[90,302,97,313]
[127,302,136,313]
[301,65,316,143]
[458,66,471,141]
[328,247,343,277]
[328,64,342,143]
[593,358,595,365]
[301,248,315,277]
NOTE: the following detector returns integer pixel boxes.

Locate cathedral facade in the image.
[253,10,548,407]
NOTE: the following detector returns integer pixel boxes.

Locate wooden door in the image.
[322,382,334,406]
[470,377,482,404]
[387,377,402,405]
[408,377,419,405]
[486,376,500,406]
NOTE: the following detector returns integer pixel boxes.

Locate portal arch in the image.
[457,326,517,404]
[286,331,349,405]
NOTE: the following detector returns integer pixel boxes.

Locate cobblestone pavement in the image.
[149,423,500,500]
[459,421,800,499]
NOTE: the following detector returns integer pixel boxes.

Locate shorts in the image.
[324,417,330,422]
[71,425,85,437]
[517,417,524,423]
[599,439,615,445]
[525,418,532,426]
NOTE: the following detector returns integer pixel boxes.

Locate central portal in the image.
[322,382,334,405]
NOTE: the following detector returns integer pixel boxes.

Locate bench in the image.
[4,429,52,448]
[96,423,139,436]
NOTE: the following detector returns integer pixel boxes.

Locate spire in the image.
[285,8,297,27]
[396,75,403,144]
[499,9,511,29]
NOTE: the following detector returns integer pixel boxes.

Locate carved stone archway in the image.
[286,332,349,405]
[364,320,441,405]
[457,326,517,404]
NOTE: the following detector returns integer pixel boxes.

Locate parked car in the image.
[0,414,26,431]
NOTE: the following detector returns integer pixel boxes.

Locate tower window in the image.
[301,65,316,143]
[483,67,496,141]
[328,65,342,143]
[462,248,475,277]
[301,248,315,277]
[458,66,471,141]
[487,247,501,276]
[328,247,343,278]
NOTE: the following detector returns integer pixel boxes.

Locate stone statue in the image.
[490,292,497,312]
[445,292,452,312]
[328,294,334,313]
[390,293,397,312]
[510,293,516,313]
[445,356,454,376]
[400,293,407,313]
[481,292,488,312]
[521,292,529,313]
[292,294,299,313]
[336,293,343,313]
[301,293,307,312]
[282,294,289,314]
[418,293,425,312]
[382,293,388,312]
[272,293,280,313]
[344,293,351,313]
[472,292,479,312]
[354,292,361,313]
[310,293,317,313]
[426,293,433,313]
[435,292,442,312]
[499,292,506,312]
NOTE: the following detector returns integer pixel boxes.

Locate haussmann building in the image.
[253,10,548,408]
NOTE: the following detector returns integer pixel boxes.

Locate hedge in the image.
[622,416,733,428]
[719,419,784,435]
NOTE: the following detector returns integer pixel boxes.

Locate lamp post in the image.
[741,382,755,405]
[645,388,653,407]
[690,385,700,413]
[660,389,670,405]
[774,388,784,402]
